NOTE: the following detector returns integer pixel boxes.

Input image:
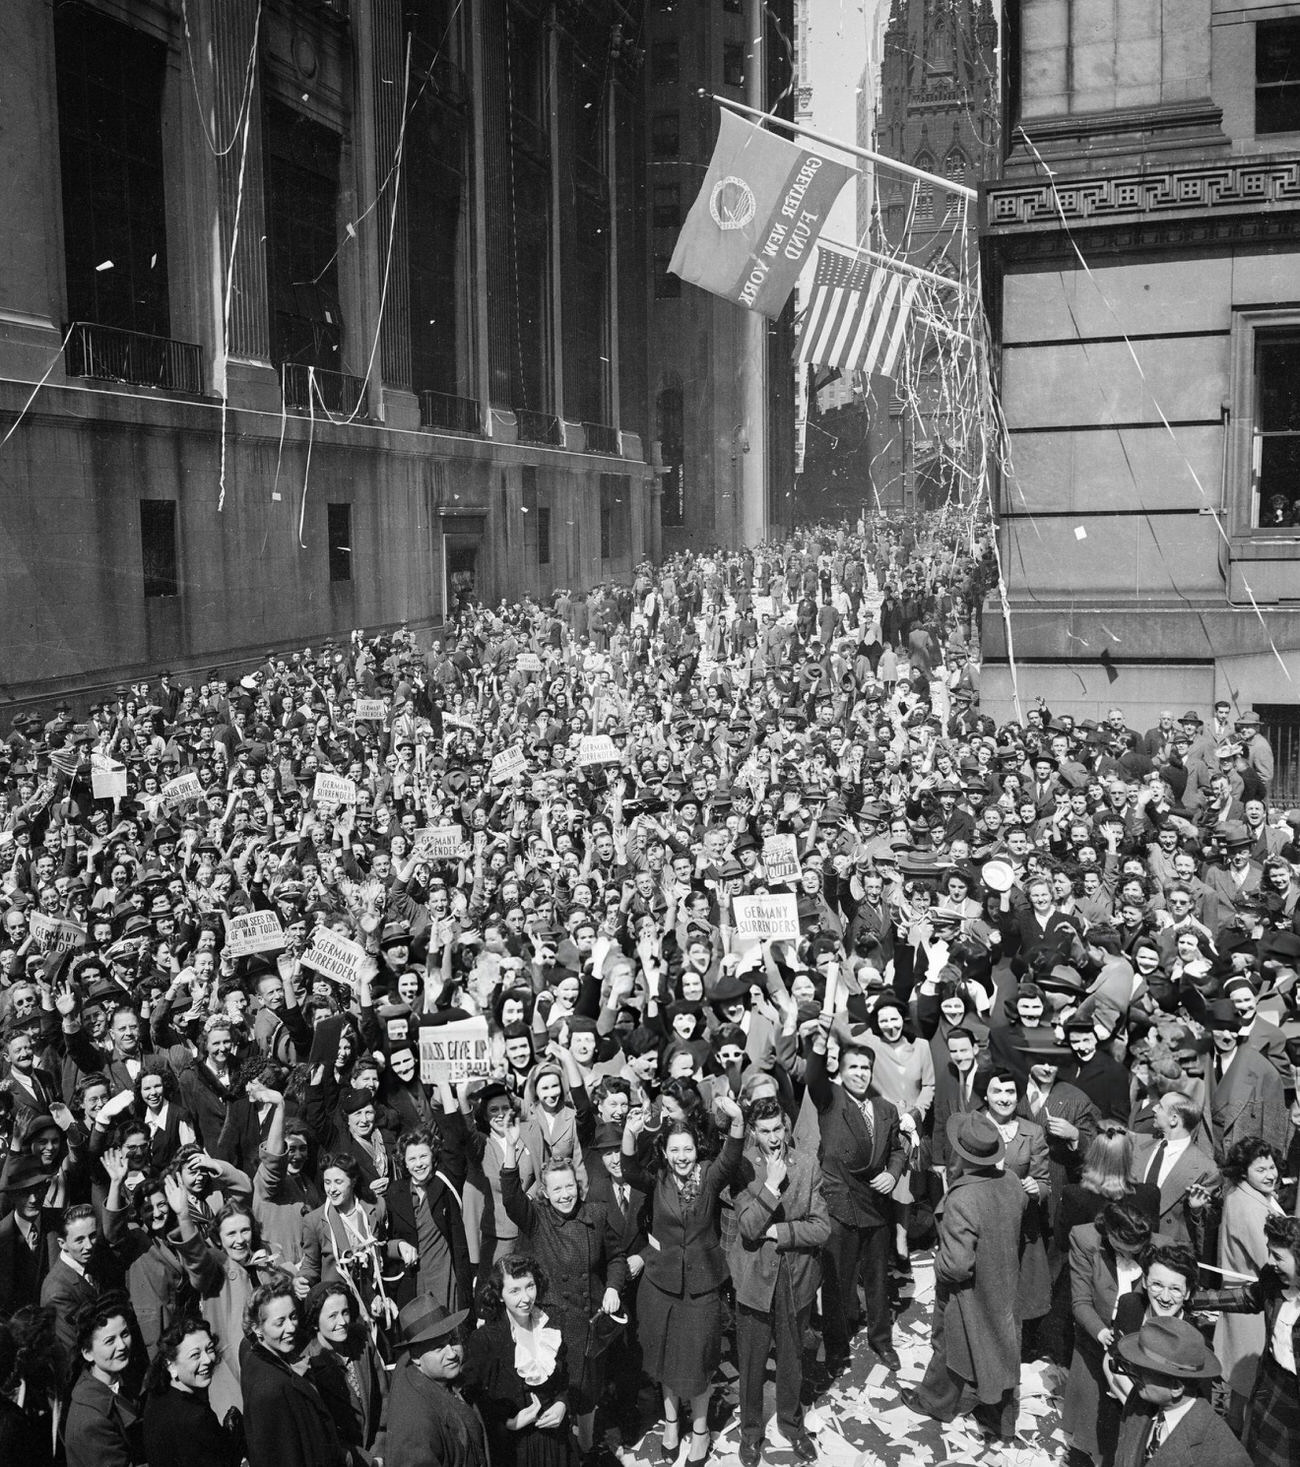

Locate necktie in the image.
[1143,1410,1166,1462]
[859,1099,875,1151]
[1145,1141,1166,1185]
[413,1185,427,1214]
[616,1184,628,1212]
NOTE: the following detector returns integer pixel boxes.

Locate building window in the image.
[1254,331,1300,527]
[654,254,681,299]
[600,473,629,560]
[651,41,679,85]
[54,4,170,338]
[537,504,551,564]
[1257,20,1300,135]
[264,102,343,369]
[723,44,746,89]
[327,503,353,582]
[945,150,967,182]
[653,183,681,229]
[140,501,178,598]
[651,111,680,159]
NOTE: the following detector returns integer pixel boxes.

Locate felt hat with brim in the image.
[946,1111,1005,1168]
[0,1154,51,1193]
[590,1123,624,1153]
[1013,1032,1073,1063]
[1202,998,1242,1031]
[709,973,752,1006]
[1115,1318,1221,1380]
[396,1297,469,1352]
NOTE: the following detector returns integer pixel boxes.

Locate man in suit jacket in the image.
[3,1024,63,1135]
[1015,1033,1100,1226]
[804,1022,905,1373]
[728,1096,830,1465]
[1132,1093,1218,1246]
[1204,999,1289,1162]
[1225,974,1290,1079]
[1111,1319,1251,1467]
[931,1027,988,1173]
[0,1153,60,1314]
[40,1202,122,1355]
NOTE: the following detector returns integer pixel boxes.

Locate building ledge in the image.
[1005,100,1228,177]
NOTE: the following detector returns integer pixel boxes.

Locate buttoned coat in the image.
[621,1134,742,1297]
[803,1047,906,1230]
[727,1145,830,1313]
[381,1360,489,1467]
[1207,1044,1289,1162]
[931,1169,1027,1405]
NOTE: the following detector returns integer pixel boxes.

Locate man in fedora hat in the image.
[0,1151,60,1313]
[1112,1318,1250,1467]
[902,1112,1027,1443]
[1203,998,1289,1163]
[383,1295,487,1467]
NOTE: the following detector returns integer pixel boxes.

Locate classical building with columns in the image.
[0,0,655,700]
[981,1,1300,784]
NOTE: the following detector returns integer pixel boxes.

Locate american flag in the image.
[797,243,920,378]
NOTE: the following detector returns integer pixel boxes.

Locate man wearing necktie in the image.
[1111,1318,1250,1467]
[1203,999,1288,1164]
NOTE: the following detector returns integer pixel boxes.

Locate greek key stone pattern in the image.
[987,156,1300,229]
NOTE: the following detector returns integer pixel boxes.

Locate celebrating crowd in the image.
[1,513,1299,1467]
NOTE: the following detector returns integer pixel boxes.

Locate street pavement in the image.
[611,1251,1067,1467]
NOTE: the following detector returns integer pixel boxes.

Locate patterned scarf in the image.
[671,1161,704,1210]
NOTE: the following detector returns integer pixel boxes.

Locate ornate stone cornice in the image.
[985,153,1300,234]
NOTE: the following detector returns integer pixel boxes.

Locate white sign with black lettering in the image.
[762,835,801,885]
[225,910,285,958]
[163,772,204,806]
[419,1016,492,1085]
[313,772,358,806]
[731,894,800,941]
[490,745,527,785]
[302,927,371,990]
[578,735,621,767]
[412,825,466,862]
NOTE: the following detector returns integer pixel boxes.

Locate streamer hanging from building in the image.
[796,242,921,378]
[668,110,853,318]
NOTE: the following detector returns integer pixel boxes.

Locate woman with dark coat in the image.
[1062,1201,1158,1466]
[499,1126,627,1453]
[462,1255,573,1467]
[620,1094,745,1466]
[238,1280,348,1467]
[301,1283,387,1465]
[141,1316,240,1467]
[63,1294,145,1467]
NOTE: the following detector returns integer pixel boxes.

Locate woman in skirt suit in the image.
[620,1093,744,1466]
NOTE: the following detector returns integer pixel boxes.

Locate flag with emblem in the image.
[796,243,921,378]
[669,111,853,318]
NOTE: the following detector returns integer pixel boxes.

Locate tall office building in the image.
[0,0,654,700]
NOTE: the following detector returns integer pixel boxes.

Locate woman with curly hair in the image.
[1215,1135,1288,1430]
[462,1254,573,1467]
[141,1315,240,1467]
[238,1279,346,1467]
[302,1281,388,1463]
[62,1293,144,1467]
[620,1093,745,1465]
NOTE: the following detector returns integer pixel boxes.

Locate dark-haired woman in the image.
[239,1280,347,1467]
[141,1316,240,1467]
[63,1294,145,1467]
[621,1093,745,1465]
[1214,1137,1287,1431]
[302,1283,387,1464]
[1062,1200,1155,1466]
[463,1254,573,1467]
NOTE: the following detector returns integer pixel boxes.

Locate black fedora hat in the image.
[395,1296,469,1353]
[1013,1031,1074,1063]
[946,1112,1005,1168]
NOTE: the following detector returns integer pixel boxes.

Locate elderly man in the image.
[383,1297,487,1467]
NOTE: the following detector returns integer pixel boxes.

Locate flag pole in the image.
[823,238,966,294]
[703,92,979,202]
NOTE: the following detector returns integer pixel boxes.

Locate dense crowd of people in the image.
[1,514,1298,1467]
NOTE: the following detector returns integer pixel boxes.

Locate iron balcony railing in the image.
[583,421,620,454]
[65,322,203,394]
[516,408,562,446]
[279,362,367,418]
[420,391,483,435]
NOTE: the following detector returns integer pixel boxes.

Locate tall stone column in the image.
[0,0,67,380]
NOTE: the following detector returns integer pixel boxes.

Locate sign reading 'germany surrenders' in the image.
[731,894,800,941]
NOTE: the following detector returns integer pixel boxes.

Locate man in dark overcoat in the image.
[902,1112,1027,1443]
[381,1297,488,1467]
